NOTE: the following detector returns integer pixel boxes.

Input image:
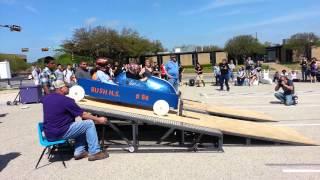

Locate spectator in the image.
[165,54,179,91]
[112,61,122,77]
[249,67,258,86]
[274,76,296,106]
[31,65,41,86]
[289,70,299,82]
[63,64,74,84]
[195,63,205,87]
[95,58,115,85]
[39,56,57,95]
[160,63,167,80]
[75,61,91,79]
[152,61,161,78]
[281,69,288,77]
[213,63,220,86]
[228,60,236,82]
[310,58,318,83]
[139,58,153,81]
[126,63,141,80]
[55,64,64,81]
[236,67,246,86]
[219,59,230,91]
[273,71,280,83]
[42,80,109,161]
[245,57,253,74]
[179,64,184,86]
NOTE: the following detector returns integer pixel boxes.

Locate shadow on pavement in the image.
[0,113,8,118]
[0,152,21,172]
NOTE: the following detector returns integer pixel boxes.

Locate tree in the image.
[61,26,164,63]
[225,35,265,64]
[284,32,319,58]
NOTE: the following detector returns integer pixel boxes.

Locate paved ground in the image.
[1,81,320,180]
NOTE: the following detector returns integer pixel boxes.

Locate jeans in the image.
[62,120,101,156]
[220,74,229,90]
[274,92,294,106]
[237,77,245,86]
[301,69,307,81]
[168,78,179,91]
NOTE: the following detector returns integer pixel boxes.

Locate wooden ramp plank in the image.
[183,99,276,122]
[79,99,317,145]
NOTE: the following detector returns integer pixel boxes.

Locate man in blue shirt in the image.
[42,80,109,161]
[165,54,179,91]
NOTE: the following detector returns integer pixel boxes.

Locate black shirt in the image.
[195,66,203,75]
[281,80,294,95]
[219,63,230,75]
[301,61,308,70]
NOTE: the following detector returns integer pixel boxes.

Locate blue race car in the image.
[71,72,180,115]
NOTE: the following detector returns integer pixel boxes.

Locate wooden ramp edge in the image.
[183,99,276,122]
[79,99,317,146]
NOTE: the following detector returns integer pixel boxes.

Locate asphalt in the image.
[1,79,320,180]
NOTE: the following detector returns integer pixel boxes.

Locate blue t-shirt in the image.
[165,60,179,79]
[42,93,84,141]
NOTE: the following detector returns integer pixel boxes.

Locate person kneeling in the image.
[274,76,297,106]
[42,80,109,161]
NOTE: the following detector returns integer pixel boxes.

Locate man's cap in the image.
[53,80,66,89]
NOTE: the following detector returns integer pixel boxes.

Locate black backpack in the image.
[189,79,195,86]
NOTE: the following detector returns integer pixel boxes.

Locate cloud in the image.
[220,11,320,31]
[25,5,39,14]
[181,0,266,15]
[84,17,97,26]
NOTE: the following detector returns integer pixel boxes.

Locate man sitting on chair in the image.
[42,80,109,161]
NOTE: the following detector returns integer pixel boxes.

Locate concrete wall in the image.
[312,46,320,60]
[180,54,193,66]
[198,53,210,65]
[215,52,227,64]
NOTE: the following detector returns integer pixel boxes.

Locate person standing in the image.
[152,61,161,78]
[219,59,230,91]
[43,80,109,161]
[32,65,41,86]
[63,64,74,84]
[179,64,184,86]
[195,63,205,87]
[165,54,179,91]
[310,58,318,83]
[213,63,220,86]
[228,60,236,82]
[75,61,91,79]
[55,64,65,81]
[39,56,57,95]
[300,57,308,82]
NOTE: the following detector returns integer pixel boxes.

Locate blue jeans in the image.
[274,92,293,106]
[62,120,101,156]
[168,78,179,91]
[301,69,307,81]
[220,74,230,90]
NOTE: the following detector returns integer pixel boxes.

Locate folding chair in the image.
[35,122,67,169]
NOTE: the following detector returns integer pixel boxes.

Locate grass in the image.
[183,64,273,74]
[280,62,301,70]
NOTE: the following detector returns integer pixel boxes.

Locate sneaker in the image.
[88,151,109,161]
[74,151,88,160]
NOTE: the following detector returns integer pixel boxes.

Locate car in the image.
[69,72,180,116]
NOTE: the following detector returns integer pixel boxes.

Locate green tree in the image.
[284,32,319,57]
[225,35,265,64]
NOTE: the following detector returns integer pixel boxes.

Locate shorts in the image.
[310,72,317,77]
[196,74,203,81]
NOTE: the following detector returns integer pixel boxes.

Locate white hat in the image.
[53,80,66,89]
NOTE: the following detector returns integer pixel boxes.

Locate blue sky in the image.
[1,0,320,62]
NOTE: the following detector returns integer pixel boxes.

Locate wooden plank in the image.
[183,99,276,122]
[78,99,317,145]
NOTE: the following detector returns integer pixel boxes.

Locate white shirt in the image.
[63,69,73,83]
[32,69,40,85]
[96,70,116,85]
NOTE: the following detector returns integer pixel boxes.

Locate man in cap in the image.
[42,80,109,161]
[165,54,179,91]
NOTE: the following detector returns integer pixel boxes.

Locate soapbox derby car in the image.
[70,72,181,115]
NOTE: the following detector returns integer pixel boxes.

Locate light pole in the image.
[0,24,22,32]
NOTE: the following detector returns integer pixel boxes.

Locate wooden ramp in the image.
[79,99,317,146]
[183,99,276,122]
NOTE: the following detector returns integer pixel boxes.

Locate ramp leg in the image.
[246,138,251,145]
[157,128,175,144]
[180,130,185,145]
[108,122,131,145]
[132,122,139,150]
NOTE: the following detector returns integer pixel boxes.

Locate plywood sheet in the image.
[78,99,316,145]
[183,100,276,122]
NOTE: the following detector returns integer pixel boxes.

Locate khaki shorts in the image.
[196,74,203,81]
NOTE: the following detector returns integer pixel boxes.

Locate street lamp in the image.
[0,24,22,32]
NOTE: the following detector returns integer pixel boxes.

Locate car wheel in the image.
[153,100,169,116]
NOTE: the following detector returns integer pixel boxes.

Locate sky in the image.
[1,0,320,62]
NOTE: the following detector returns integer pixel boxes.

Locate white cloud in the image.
[221,11,320,31]
[25,5,39,14]
[84,17,97,26]
[181,0,266,15]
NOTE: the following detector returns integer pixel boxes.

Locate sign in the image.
[0,61,12,79]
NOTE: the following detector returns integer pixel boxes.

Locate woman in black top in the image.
[195,63,205,87]
[219,59,230,91]
[139,58,154,81]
